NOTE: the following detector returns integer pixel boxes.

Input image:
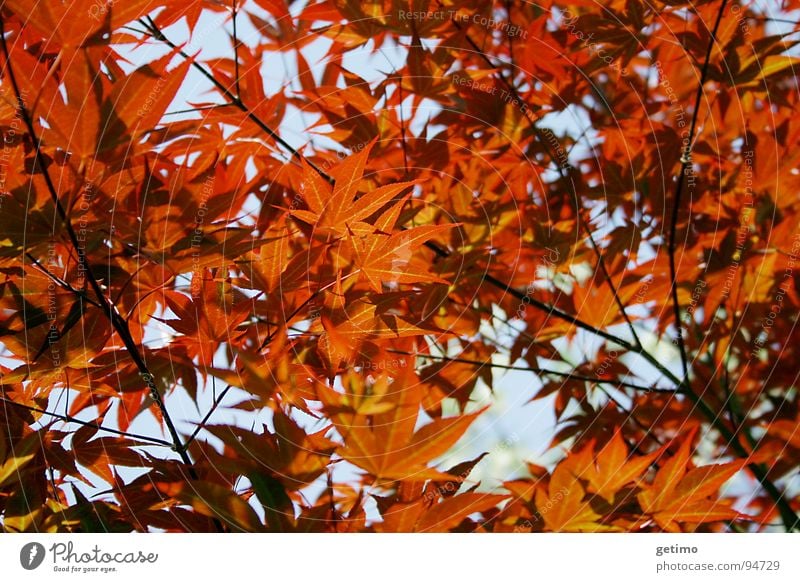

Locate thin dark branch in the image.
[140,14,644,374]
[140,16,330,181]
[578,207,644,350]
[0,394,173,447]
[164,103,232,116]
[0,17,197,474]
[25,252,103,309]
[668,0,729,383]
[231,0,241,99]
[182,385,233,451]
[120,25,150,36]
[482,270,637,351]
[393,349,674,393]
[449,13,644,351]
[749,16,800,27]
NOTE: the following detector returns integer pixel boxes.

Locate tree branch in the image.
[668,0,729,383]
[231,0,240,99]
[182,384,232,452]
[390,349,674,393]
[0,392,173,447]
[0,17,197,475]
[138,17,642,357]
[449,12,645,351]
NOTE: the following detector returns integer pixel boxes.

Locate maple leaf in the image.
[3,0,107,47]
[291,141,418,236]
[71,426,148,484]
[374,492,506,532]
[319,367,486,482]
[637,429,743,532]
[350,221,455,292]
[156,480,266,533]
[534,463,621,532]
[292,144,455,292]
[576,430,661,504]
[0,431,39,489]
[316,297,443,370]
[202,411,336,491]
[162,280,250,367]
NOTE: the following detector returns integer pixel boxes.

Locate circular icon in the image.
[19,542,46,570]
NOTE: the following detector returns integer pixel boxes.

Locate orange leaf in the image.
[637,430,742,531]
[333,369,485,482]
[416,493,506,532]
[535,464,618,532]
[586,430,660,503]
[157,481,265,532]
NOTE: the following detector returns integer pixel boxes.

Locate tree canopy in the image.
[1,0,799,532]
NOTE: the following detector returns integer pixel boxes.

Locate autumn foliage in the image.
[1,0,799,533]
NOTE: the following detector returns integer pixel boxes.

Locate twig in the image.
[390,349,674,393]
[231,0,241,99]
[182,385,232,451]
[140,16,330,180]
[448,12,644,351]
[668,0,729,383]
[164,103,232,116]
[0,17,196,474]
[0,394,173,447]
[25,252,103,309]
[140,15,644,365]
